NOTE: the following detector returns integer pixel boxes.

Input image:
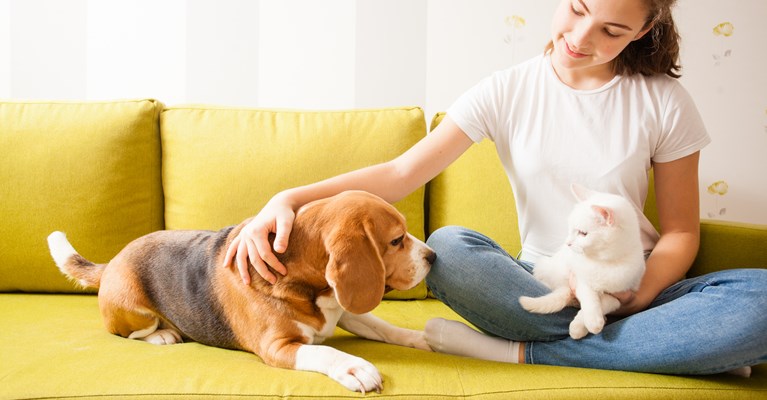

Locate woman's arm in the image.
[613,151,702,315]
[224,116,474,284]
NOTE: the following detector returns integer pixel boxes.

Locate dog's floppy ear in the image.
[324,220,386,314]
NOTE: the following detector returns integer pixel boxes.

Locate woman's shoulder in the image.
[619,72,695,109]
[621,72,687,94]
[476,54,549,94]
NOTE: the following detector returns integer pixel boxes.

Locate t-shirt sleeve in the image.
[652,81,711,163]
[446,72,503,144]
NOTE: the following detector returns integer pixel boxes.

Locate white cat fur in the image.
[519,183,645,339]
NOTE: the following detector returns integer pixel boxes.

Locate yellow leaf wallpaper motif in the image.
[712,22,734,66]
[503,15,527,63]
[504,15,526,29]
[706,180,729,218]
[713,22,735,37]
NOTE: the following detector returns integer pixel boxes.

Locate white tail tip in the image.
[47,231,78,268]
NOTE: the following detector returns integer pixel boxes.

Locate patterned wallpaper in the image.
[1,0,765,224]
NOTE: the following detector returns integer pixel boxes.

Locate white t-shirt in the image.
[447,54,711,262]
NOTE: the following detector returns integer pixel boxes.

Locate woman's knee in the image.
[426,226,496,293]
[427,225,505,257]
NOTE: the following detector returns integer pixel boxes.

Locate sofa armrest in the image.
[690,219,767,277]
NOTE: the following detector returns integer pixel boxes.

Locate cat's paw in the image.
[583,313,606,335]
[569,316,588,340]
[569,321,588,339]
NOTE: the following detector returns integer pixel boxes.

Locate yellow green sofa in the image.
[1,99,765,399]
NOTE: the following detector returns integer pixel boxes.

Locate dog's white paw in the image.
[329,355,383,394]
[143,329,182,345]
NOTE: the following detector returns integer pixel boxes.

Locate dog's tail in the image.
[47,231,105,289]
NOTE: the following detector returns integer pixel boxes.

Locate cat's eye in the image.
[390,235,405,246]
[577,230,588,237]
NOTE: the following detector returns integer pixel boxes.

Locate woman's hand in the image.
[608,290,646,316]
[568,274,649,317]
[222,195,295,285]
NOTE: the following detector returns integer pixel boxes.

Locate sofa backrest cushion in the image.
[161,106,428,299]
[0,100,164,293]
[427,113,522,256]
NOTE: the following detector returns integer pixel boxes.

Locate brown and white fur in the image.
[47,190,435,393]
[519,184,645,339]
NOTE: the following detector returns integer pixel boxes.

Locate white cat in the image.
[519,183,645,340]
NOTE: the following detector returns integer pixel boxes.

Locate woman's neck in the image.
[550,55,617,90]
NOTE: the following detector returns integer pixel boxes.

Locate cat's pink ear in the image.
[592,205,615,226]
[571,183,596,202]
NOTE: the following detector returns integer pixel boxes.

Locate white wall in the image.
[1,0,765,224]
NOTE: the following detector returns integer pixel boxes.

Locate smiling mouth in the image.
[563,39,588,58]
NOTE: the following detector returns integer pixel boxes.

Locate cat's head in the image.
[565,183,640,258]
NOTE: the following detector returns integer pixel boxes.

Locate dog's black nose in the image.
[425,251,437,265]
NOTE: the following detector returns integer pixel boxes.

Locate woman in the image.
[225,0,766,375]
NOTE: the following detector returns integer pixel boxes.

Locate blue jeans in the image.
[425,226,767,374]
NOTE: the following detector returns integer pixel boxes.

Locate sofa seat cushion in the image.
[1,294,764,399]
[0,100,164,293]
[161,106,428,299]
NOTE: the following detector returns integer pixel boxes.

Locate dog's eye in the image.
[390,235,404,247]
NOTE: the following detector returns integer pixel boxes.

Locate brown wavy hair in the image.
[545,0,682,78]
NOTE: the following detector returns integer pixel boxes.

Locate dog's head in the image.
[315,191,435,314]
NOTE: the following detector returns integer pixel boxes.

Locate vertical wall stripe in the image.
[0,0,10,98]
[86,0,186,104]
[257,0,356,109]
[425,0,558,119]
[354,0,427,110]
[10,0,87,99]
[186,0,259,107]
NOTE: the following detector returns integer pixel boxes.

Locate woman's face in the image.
[550,0,652,81]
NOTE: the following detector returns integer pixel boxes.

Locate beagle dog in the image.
[47,190,435,393]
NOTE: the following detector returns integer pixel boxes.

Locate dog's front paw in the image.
[329,355,383,394]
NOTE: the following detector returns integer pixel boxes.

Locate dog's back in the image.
[48,222,333,352]
[120,229,240,348]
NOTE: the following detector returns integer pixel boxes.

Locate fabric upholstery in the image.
[160,105,428,299]
[2,293,764,399]
[0,100,164,293]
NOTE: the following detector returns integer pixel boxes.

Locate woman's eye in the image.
[570,4,584,16]
[604,29,620,38]
[390,236,404,246]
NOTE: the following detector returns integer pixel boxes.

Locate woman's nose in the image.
[569,22,594,50]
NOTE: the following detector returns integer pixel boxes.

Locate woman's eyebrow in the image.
[578,0,635,31]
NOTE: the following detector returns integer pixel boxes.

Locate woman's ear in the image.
[324,221,386,314]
